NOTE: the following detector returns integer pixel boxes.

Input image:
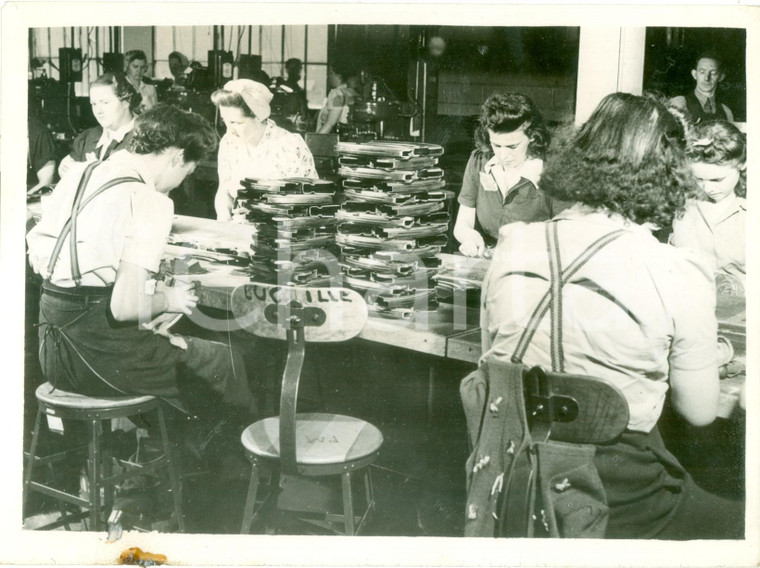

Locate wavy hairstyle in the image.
[686,119,746,197]
[129,104,217,163]
[124,49,148,67]
[91,73,141,115]
[540,92,698,228]
[210,89,254,117]
[474,93,550,160]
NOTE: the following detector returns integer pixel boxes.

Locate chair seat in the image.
[35,382,156,410]
[241,413,383,465]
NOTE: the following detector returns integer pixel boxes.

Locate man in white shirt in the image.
[669,53,734,123]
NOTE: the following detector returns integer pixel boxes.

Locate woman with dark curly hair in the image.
[671,120,747,296]
[480,93,743,539]
[58,73,140,178]
[27,104,258,422]
[454,92,551,256]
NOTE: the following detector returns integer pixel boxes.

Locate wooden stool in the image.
[23,382,184,532]
[232,283,382,535]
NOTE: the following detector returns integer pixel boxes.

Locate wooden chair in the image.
[23,383,184,532]
[231,283,383,535]
[505,366,629,538]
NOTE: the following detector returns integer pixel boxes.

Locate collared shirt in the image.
[481,204,718,432]
[671,195,746,291]
[95,119,136,160]
[218,119,318,200]
[27,151,173,287]
[670,90,734,122]
[130,81,158,113]
[458,150,550,243]
[68,123,135,164]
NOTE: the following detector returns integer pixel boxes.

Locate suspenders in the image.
[510,222,626,371]
[45,161,144,287]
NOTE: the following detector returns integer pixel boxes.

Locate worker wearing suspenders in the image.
[27,105,259,425]
[474,93,743,539]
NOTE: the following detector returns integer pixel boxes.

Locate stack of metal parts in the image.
[336,141,450,320]
[233,177,341,286]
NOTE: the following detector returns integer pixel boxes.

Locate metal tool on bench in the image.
[339,165,444,183]
[336,140,444,158]
[342,177,446,193]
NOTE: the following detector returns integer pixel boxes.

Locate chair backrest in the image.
[231,283,368,474]
[522,366,629,445]
[462,359,630,539]
[230,283,368,343]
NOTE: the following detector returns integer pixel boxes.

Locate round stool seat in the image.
[241,413,383,466]
[35,382,157,419]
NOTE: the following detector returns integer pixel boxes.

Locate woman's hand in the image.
[159,280,199,315]
[459,230,486,257]
[453,205,486,257]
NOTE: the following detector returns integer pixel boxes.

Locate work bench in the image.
[164,213,747,420]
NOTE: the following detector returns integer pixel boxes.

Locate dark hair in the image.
[125,49,148,66]
[329,53,360,82]
[694,51,722,71]
[540,92,698,228]
[686,119,746,197]
[210,89,255,117]
[474,93,550,160]
[285,58,302,71]
[90,72,141,115]
[129,104,217,163]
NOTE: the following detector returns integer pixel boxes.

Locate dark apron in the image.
[36,162,256,417]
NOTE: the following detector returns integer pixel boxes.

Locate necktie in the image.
[96,139,118,161]
[704,98,715,114]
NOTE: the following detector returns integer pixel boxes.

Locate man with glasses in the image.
[670,52,734,123]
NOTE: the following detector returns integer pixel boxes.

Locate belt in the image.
[41,281,112,303]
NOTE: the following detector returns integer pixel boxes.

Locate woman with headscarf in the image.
[211,79,318,221]
[168,51,190,86]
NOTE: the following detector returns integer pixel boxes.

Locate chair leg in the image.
[341,471,355,536]
[157,405,184,533]
[22,409,43,519]
[101,429,114,513]
[240,461,260,535]
[87,419,102,531]
[364,468,374,511]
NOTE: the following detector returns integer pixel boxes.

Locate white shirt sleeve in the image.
[667,250,719,373]
[121,187,174,273]
[217,135,242,199]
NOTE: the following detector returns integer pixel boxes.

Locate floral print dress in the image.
[217,119,318,201]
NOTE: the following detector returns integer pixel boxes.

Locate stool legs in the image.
[87,419,103,530]
[240,461,261,534]
[22,409,43,517]
[156,405,185,532]
[341,472,355,536]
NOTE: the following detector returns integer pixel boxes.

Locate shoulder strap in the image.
[46,163,144,285]
[510,223,625,366]
[47,161,101,283]
[546,222,564,372]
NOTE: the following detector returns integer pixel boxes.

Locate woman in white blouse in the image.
[211,79,318,221]
[124,50,158,113]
